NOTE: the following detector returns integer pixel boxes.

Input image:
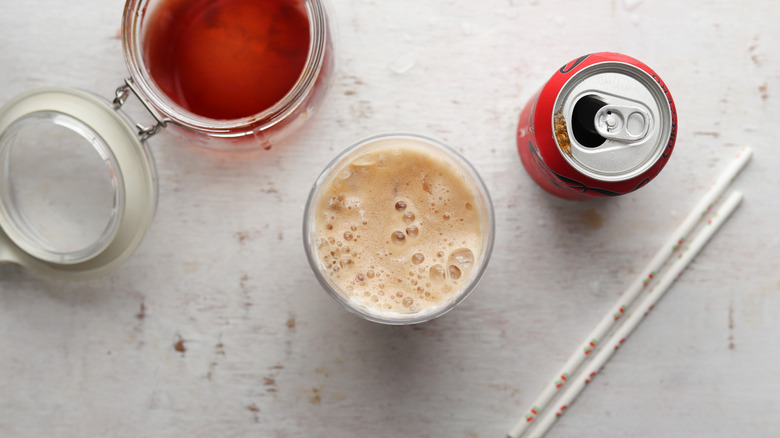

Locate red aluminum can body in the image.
[516,52,678,199]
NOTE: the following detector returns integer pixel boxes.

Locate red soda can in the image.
[516,52,677,199]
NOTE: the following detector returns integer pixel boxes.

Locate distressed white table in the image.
[2,1,779,437]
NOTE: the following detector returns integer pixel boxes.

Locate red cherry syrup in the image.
[143,0,311,120]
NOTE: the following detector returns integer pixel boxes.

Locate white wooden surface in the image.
[1,1,779,437]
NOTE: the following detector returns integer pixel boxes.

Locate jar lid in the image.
[0,86,157,280]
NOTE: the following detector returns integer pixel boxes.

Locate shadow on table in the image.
[330,309,480,404]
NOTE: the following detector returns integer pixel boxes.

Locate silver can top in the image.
[553,62,673,182]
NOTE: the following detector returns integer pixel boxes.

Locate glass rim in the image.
[302,132,496,325]
[120,0,330,137]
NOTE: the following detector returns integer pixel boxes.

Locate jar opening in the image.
[122,0,331,141]
[141,0,311,121]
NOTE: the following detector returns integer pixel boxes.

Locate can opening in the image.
[571,95,607,148]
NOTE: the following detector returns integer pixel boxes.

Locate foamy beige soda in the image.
[305,134,493,323]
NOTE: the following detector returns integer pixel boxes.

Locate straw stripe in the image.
[507,147,752,438]
[525,190,744,438]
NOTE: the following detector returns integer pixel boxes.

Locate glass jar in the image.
[0,0,332,280]
[121,0,334,150]
[303,133,495,324]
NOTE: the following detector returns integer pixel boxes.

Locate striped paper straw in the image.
[508,147,752,438]
[526,190,744,438]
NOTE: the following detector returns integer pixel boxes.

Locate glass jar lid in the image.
[0,86,157,280]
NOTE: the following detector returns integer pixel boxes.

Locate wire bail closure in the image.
[113,78,171,141]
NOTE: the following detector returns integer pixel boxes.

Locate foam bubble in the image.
[391,231,406,244]
[352,155,377,167]
[448,248,475,271]
[338,169,352,180]
[430,264,446,282]
[422,175,432,193]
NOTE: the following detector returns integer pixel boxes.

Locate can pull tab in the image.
[594,105,651,142]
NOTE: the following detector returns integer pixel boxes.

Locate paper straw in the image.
[526,190,744,438]
[507,147,752,438]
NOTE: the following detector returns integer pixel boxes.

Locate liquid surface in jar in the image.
[312,140,487,317]
[143,0,310,120]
